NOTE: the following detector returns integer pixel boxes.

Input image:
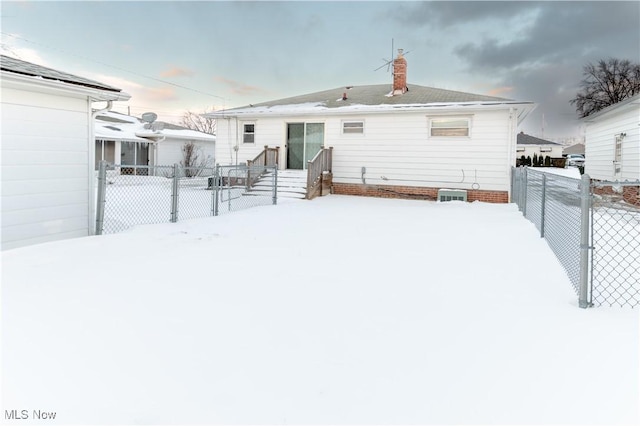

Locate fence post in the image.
[522,167,528,216]
[171,163,179,223]
[579,173,592,308]
[95,160,107,235]
[540,173,547,238]
[272,166,278,205]
[213,165,220,216]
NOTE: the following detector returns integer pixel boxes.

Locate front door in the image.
[286,123,324,170]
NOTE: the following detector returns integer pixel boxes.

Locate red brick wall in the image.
[591,181,640,207]
[623,186,640,206]
[332,183,509,203]
[393,56,407,93]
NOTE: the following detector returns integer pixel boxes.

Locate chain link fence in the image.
[96,162,277,234]
[512,166,640,308]
[591,182,640,307]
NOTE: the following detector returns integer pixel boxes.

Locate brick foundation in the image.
[332,183,509,203]
[592,183,640,207]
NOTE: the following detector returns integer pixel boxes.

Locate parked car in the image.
[565,154,585,167]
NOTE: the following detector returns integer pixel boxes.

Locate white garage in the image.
[1,55,130,250]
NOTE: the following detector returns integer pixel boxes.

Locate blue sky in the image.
[2,1,639,140]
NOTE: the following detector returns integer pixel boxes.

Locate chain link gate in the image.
[212,164,278,216]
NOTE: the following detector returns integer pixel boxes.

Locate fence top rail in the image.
[524,167,583,183]
[592,179,640,187]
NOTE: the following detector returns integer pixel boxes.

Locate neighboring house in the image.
[94,111,216,173]
[583,93,640,206]
[563,143,585,156]
[516,132,563,161]
[1,55,130,250]
[584,93,640,182]
[207,50,535,203]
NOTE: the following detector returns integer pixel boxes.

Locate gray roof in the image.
[234,83,512,110]
[563,143,585,155]
[516,132,561,146]
[1,54,122,93]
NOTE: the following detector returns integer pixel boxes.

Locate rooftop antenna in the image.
[374,38,412,72]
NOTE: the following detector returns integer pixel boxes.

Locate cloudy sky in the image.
[2,1,639,141]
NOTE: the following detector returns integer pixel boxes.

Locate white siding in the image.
[215,108,517,192]
[1,87,91,250]
[156,138,216,167]
[585,104,640,181]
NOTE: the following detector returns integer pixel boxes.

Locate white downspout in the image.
[88,100,113,235]
[508,107,515,202]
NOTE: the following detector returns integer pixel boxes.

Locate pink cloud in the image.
[143,86,179,102]
[214,76,266,96]
[160,67,195,78]
[487,86,514,96]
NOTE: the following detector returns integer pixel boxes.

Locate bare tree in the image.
[570,58,640,118]
[180,109,217,135]
[180,141,213,177]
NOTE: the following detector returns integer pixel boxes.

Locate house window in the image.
[516,146,525,152]
[243,123,255,144]
[95,139,115,170]
[540,147,552,152]
[429,117,470,137]
[342,121,364,134]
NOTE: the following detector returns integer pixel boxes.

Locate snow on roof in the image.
[206,84,535,118]
[95,111,215,143]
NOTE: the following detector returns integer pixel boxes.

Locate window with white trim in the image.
[429,117,470,137]
[243,123,255,144]
[342,120,364,134]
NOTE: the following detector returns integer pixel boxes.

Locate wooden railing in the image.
[247,145,279,187]
[306,146,333,200]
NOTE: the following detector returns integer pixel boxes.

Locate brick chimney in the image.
[393,49,407,95]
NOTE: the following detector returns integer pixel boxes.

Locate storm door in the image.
[286,123,324,170]
[614,134,623,179]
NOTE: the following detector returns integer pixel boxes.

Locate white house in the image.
[94,111,215,173]
[584,93,640,182]
[516,132,563,163]
[207,50,535,203]
[1,55,130,250]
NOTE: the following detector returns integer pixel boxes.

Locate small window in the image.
[342,121,364,134]
[540,147,552,152]
[516,146,525,152]
[243,123,255,144]
[430,117,470,137]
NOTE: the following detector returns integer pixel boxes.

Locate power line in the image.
[1,32,227,101]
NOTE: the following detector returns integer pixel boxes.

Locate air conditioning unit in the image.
[438,189,467,202]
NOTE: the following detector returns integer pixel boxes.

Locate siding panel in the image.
[1,86,91,249]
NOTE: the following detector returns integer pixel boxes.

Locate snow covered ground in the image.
[2,195,638,425]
